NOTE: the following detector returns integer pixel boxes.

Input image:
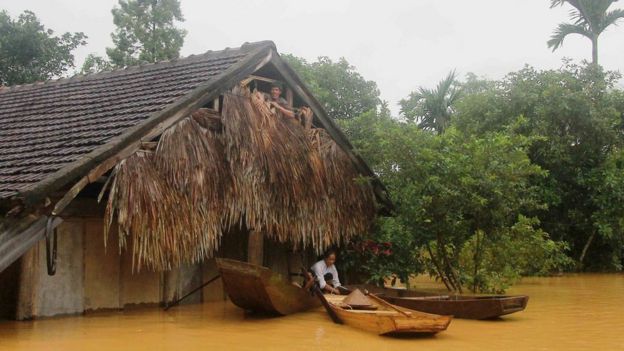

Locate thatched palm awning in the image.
[104,87,376,271]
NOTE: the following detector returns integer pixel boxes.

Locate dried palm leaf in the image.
[105,85,377,271]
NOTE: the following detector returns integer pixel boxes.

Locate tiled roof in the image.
[0,43,263,199]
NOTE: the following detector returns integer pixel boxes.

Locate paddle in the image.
[164,274,221,311]
[364,290,412,318]
[302,268,343,324]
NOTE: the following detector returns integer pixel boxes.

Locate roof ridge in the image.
[0,40,275,94]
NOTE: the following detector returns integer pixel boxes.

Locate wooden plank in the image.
[286,87,293,106]
[0,216,63,274]
[213,97,220,112]
[240,74,278,87]
[247,230,264,266]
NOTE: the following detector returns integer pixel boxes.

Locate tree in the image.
[342,109,569,293]
[399,70,462,134]
[81,54,113,74]
[281,55,381,119]
[0,10,86,86]
[453,62,624,270]
[548,0,624,65]
[583,147,624,269]
[106,0,186,67]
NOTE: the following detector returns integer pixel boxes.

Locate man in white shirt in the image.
[310,249,341,294]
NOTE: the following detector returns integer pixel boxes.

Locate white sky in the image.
[3,0,624,113]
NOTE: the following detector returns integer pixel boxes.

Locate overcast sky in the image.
[3,0,624,113]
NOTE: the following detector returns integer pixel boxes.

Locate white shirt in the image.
[311,259,341,289]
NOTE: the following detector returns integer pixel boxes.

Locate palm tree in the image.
[399,70,462,134]
[548,0,624,65]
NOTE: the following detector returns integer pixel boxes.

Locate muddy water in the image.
[0,274,622,351]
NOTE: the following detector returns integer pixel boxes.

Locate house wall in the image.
[12,209,298,320]
[17,220,84,319]
[15,217,193,319]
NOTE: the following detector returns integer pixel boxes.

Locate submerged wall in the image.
[12,212,305,320]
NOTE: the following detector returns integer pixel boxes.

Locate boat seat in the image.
[342,309,412,316]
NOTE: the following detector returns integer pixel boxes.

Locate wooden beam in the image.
[240,74,278,87]
[286,87,293,106]
[0,216,63,274]
[140,141,158,151]
[247,230,264,266]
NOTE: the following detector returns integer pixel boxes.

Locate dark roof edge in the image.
[268,53,394,214]
[15,41,276,207]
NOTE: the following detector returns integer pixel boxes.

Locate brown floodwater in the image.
[0,274,622,351]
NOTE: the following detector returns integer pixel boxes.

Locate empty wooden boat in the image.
[216,258,320,315]
[349,284,528,320]
[323,290,452,336]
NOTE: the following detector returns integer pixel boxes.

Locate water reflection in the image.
[0,274,622,351]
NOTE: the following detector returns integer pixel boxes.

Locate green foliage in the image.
[453,62,624,271]
[81,54,113,74]
[106,0,186,67]
[0,10,86,85]
[281,54,381,119]
[341,217,422,288]
[340,106,569,292]
[586,148,624,269]
[548,0,624,64]
[459,216,573,293]
[289,51,622,292]
[399,70,462,133]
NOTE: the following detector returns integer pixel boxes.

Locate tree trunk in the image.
[426,243,453,291]
[436,233,462,292]
[472,230,481,293]
[578,230,597,270]
[592,36,598,65]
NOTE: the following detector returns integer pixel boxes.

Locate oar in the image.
[164,274,221,311]
[365,290,412,318]
[302,268,342,324]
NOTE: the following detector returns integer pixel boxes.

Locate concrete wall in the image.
[16,218,167,319]
[17,220,84,319]
[83,220,120,310]
[13,216,297,319]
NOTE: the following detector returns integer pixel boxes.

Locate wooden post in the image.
[286,87,293,107]
[247,230,264,266]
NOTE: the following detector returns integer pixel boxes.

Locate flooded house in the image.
[0,41,392,320]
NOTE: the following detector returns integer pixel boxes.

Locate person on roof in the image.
[310,249,342,294]
[266,82,295,119]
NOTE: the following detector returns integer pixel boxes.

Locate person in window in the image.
[266,82,295,119]
[310,249,342,294]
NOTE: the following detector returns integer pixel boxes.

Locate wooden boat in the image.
[349,284,528,320]
[324,291,452,335]
[215,258,320,315]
